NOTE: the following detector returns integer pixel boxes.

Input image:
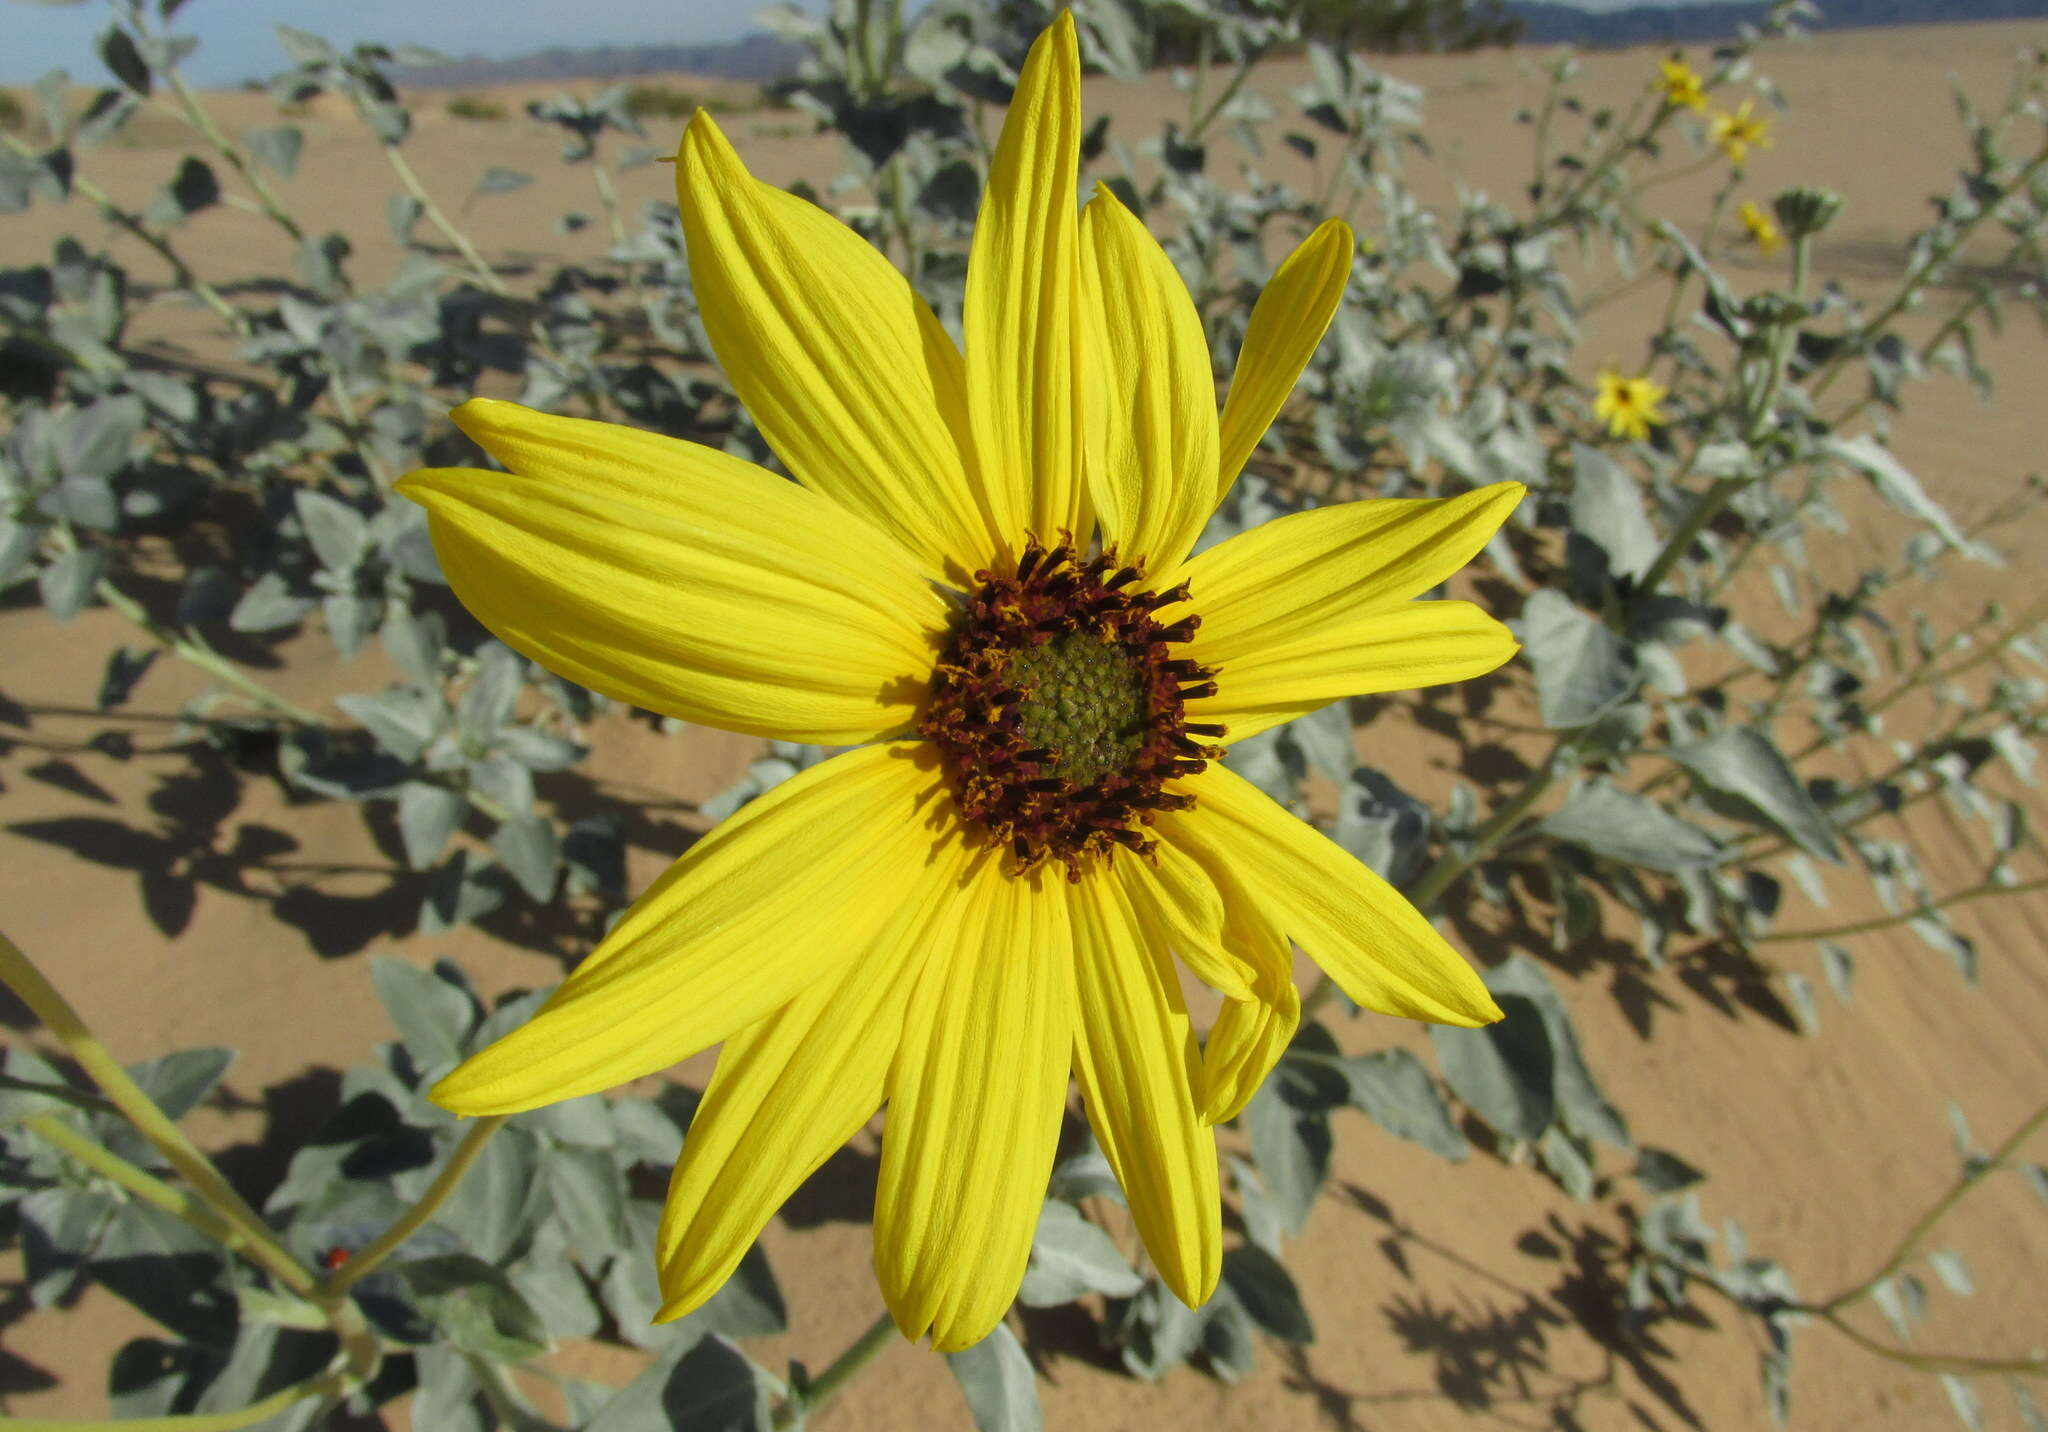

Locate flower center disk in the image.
[920,539,1225,878]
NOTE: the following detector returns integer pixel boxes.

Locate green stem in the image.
[93,578,325,726]
[1806,1306,2048,1377]
[1756,875,2048,945]
[161,71,307,246]
[321,1115,507,1296]
[0,931,317,1298]
[382,143,509,296]
[18,1113,246,1251]
[0,1370,350,1431]
[775,1311,899,1429]
[1822,1098,2048,1314]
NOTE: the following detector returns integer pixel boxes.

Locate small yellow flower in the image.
[1709,100,1773,165]
[1654,57,1707,113]
[1738,199,1784,254]
[400,16,1520,1353]
[1594,367,1669,442]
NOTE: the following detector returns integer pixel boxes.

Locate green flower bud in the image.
[1773,186,1844,239]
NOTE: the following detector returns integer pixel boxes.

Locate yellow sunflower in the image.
[400,15,1520,1352]
[1654,57,1707,113]
[1709,99,1773,165]
[1593,367,1669,443]
[1738,198,1784,254]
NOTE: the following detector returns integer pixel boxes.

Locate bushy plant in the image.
[3,0,2045,1426]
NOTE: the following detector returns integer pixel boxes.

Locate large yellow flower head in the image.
[1654,56,1707,113]
[1594,367,1669,442]
[398,15,1521,1352]
[1709,99,1773,165]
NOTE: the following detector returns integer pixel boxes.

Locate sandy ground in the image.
[5,17,2048,1431]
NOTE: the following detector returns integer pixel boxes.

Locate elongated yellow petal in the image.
[676,111,998,585]
[1216,219,1353,499]
[967,11,1082,541]
[1160,763,1501,1028]
[430,745,951,1115]
[1078,185,1219,574]
[401,403,944,744]
[875,862,1072,1352]
[1071,871,1222,1307]
[1191,600,1519,744]
[1167,482,1524,670]
[1169,847,1299,1125]
[1118,837,1252,1000]
[652,819,979,1321]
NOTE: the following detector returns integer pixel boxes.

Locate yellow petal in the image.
[1118,839,1253,1001]
[676,111,1000,585]
[1167,482,1524,671]
[967,12,1083,542]
[1069,871,1221,1308]
[1159,763,1501,1028]
[1170,848,1299,1125]
[1216,219,1354,500]
[401,402,944,744]
[1190,600,1519,744]
[1078,184,1219,574]
[875,861,1073,1352]
[652,818,979,1320]
[429,744,951,1115]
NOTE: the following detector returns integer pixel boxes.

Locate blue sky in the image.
[3,0,821,87]
[3,0,1713,89]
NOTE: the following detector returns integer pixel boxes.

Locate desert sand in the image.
[4,16,2047,1430]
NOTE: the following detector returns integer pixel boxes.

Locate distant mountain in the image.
[390,0,2046,90]
[1508,0,2048,46]
[396,32,805,89]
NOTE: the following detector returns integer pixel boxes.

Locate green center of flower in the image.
[1006,631,1149,788]
[918,538,1225,879]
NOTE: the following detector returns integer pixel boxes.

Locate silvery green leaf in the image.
[1809,943,1852,1007]
[397,781,464,871]
[1538,1127,1595,1200]
[497,726,584,772]
[1520,589,1638,728]
[389,192,424,245]
[1989,726,2037,786]
[1485,955,1629,1149]
[1336,1048,1466,1160]
[1944,1375,1984,1432]
[1908,915,1977,983]
[1118,1277,1204,1381]
[1019,1200,1142,1306]
[2022,1163,2048,1206]
[1783,972,1819,1034]
[1203,1300,1258,1383]
[1221,1244,1314,1344]
[1635,1147,1705,1193]
[380,609,444,686]
[526,1092,611,1149]
[1871,1276,1910,1338]
[1570,442,1659,581]
[370,956,476,1076]
[38,546,105,621]
[419,852,506,934]
[440,1124,544,1264]
[1537,781,1720,871]
[399,1253,550,1362]
[1334,766,1430,886]
[228,571,313,633]
[1947,1102,1974,1157]
[460,643,524,739]
[1900,1271,1928,1326]
[1668,727,1842,864]
[322,593,372,658]
[1928,1250,1974,1296]
[611,1098,684,1169]
[1245,1079,1329,1235]
[98,25,151,93]
[492,815,559,902]
[466,752,534,818]
[2015,1379,2047,1432]
[94,1200,235,1343]
[511,1250,604,1341]
[244,124,302,178]
[338,686,443,761]
[1431,993,1555,1142]
[412,1345,490,1432]
[473,166,533,198]
[294,489,368,572]
[1822,435,1996,564]
[947,1321,1040,1432]
[684,1244,787,1340]
[586,1335,769,1431]
[547,1145,629,1261]
[1762,1348,1790,1427]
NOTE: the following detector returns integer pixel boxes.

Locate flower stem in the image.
[775,1310,899,1429]
[321,1114,507,1297]
[17,1113,245,1248]
[1755,875,2048,945]
[382,142,510,297]
[0,929,318,1299]
[92,577,326,727]
[0,1369,351,1431]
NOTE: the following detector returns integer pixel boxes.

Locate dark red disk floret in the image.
[918,537,1225,879]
